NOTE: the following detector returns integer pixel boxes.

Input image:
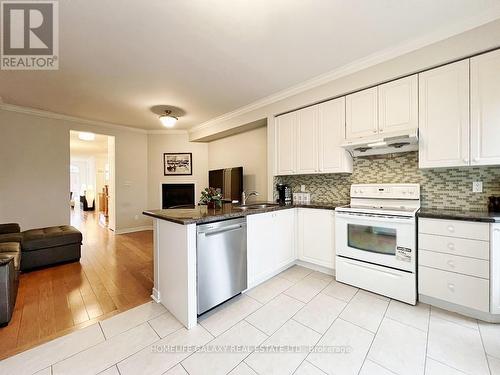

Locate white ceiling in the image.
[1,0,499,130]
[70,130,108,157]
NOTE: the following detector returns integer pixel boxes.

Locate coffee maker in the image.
[276,183,292,205]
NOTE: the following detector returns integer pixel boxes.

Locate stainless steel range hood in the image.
[341,129,418,157]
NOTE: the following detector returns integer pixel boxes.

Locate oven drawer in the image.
[419,218,489,241]
[418,266,489,312]
[419,250,489,279]
[419,233,489,260]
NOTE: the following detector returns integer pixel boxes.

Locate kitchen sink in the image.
[235,203,279,210]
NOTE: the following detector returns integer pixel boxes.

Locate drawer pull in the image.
[447,226,455,233]
[448,283,455,292]
[448,243,455,250]
[447,260,455,268]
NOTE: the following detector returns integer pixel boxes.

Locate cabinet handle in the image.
[447,283,455,292]
[463,158,469,163]
[495,228,500,233]
[448,242,455,250]
[447,226,455,233]
[447,260,455,268]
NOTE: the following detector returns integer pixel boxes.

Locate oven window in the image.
[348,224,397,255]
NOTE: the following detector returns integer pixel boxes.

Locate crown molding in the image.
[147,129,189,135]
[189,9,500,134]
[0,103,149,134]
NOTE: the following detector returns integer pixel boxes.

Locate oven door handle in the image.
[335,211,414,224]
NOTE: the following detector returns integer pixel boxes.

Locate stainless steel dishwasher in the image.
[196,217,247,315]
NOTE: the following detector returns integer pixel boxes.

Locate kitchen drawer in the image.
[419,233,489,260]
[419,266,489,312]
[419,250,489,279]
[419,218,489,241]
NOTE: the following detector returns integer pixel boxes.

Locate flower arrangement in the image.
[199,187,223,208]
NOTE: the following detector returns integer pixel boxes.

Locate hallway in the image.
[0,208,153,360]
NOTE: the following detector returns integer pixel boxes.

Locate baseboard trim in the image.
[151,288,160,303]
[295,260,335,276]
[115,226,153,235]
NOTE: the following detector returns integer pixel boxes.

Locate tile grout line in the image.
[477,322,493,375]
[423,302,431,375]
[425,356,472,375]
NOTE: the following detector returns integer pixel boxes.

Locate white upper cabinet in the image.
[418,60,470,168]
[378,75,418,133]
[471,49,500,166]
[296,105,319,174]
[346,87,378,139]
[276,111,296,175]
[318,97,353,174]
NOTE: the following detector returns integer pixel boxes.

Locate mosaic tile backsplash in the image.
[274,152,500,211]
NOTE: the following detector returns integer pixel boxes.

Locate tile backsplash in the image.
[274,152,500,211]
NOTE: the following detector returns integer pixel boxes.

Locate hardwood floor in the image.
[0,208,153,360]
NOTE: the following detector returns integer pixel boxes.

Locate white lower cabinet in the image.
[297,208,335,269]
[247,209,295,287]
[491,224,500,314]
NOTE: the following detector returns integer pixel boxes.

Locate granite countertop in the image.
[418,208,500,223]
[143,201,347,225]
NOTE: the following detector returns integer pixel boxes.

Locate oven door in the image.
[335,211,416,272]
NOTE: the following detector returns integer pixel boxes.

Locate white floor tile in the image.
[283,275,330,303]
[427,316,489,375]
[425,358,468,375]
[339,291,388,333]
[357,289,390,302]
[117,325,213,375]
[368,318,427,375]
[385,300,429,332]
[246,276,294,304]
[359,360,397,375]
[0,323,105,375]
[199,294,262,336]
[245,320,321,375]
[182,321,267,375]
[246,293,304,335]
[430,306,478,330]
[294,361,327,374]
[488,355,500,375]
[164,364,189,375]
[33,367,52,375]
[279,265,313,283]
[307,318,374,375]
[228,362,258,375]
[293,293,347,334]
[53,323,159,375]
[479,321,500,358]
[322,280,358,302]
[100,301,166,338]
[148,311,183,338]
[307,271,334,283]
[98,365,120,375]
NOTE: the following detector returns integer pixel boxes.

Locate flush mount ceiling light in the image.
[159,110,178,128]
[78,132,95,141]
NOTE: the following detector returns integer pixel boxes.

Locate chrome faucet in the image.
[241,190,259,205]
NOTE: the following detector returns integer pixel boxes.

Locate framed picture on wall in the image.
[163,153,193,176]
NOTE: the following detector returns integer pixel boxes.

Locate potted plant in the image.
[199,187,223,209]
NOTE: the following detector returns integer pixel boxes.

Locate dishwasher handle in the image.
[201,224,245,237]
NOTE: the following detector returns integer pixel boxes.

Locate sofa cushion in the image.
[0,223,20,235]
[0,232,22,244]
[0,242,21,270]
[22,226,82,252]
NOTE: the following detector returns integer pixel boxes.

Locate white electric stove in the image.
[335,183,420,305]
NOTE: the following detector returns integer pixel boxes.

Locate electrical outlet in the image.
[473,181,483,193]
[300,185,306,192]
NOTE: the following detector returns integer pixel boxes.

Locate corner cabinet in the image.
[274,98,352,176]
[470,49,500,166]
[418,60,470,168]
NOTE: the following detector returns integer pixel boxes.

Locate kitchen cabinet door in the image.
[298,209,335,269]
[471,49,500,166]
[247,212,275,287]
[274,209,296,269]
[275,112,296,175]
[346,87,378,140]
[296,105,319,174]
[378,75,418,133]
[419,60,470,168]
[318,98,353,174]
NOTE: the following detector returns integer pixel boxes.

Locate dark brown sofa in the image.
[0,242,21,326]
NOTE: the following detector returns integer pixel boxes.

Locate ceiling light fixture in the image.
[78,132,95,141]
[159,110,178,128]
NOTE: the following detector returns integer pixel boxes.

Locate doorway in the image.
[69,130,116,231]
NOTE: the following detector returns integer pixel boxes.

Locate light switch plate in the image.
[473,181,483,193]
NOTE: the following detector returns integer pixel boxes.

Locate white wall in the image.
[147,133,208,210]
[0,108,149,231]
[208,126,268,201]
